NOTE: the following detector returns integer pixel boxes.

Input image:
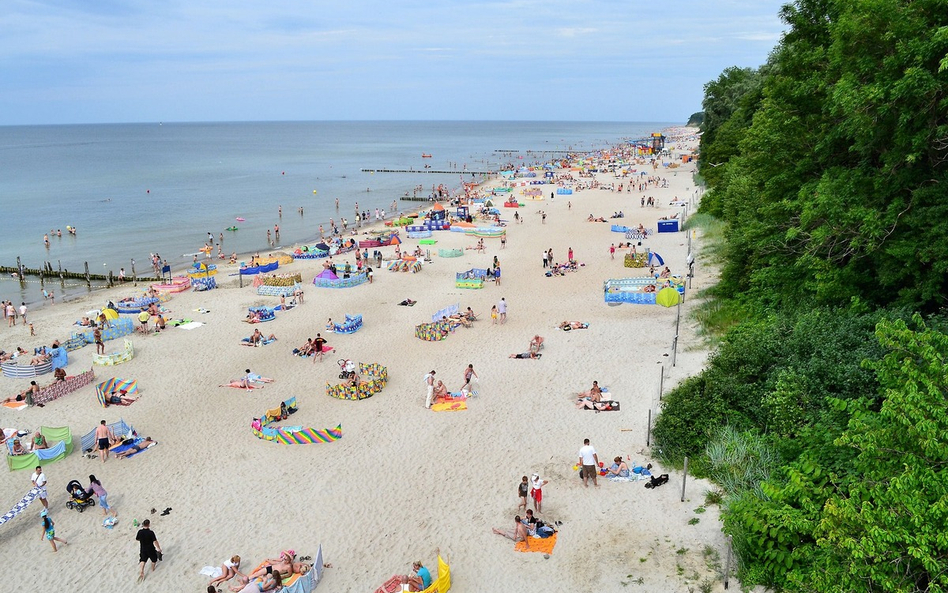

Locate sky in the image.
[0,0,788,125]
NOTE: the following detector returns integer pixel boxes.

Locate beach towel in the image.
[0,487,41,527]
[112,437,157,458]
[178,321,204,330]
[431,395,467,412]
[166,318,192,326]
[516,532,557,554]
[374,576,403,593]
[199,566,224,579]
[580,400,620,411]
[2,401,28,410]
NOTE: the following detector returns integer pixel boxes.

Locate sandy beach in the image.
[0,128,729,592]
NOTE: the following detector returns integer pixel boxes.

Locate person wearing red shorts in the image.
[530,473,549,513]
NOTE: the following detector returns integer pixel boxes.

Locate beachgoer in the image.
[531,473,549,512]
[136,519,162,582]
[579,438,600,488]
[94,327,104,355]
[424,370,436,409]
[542,250,548,268]
[608,457,630,478]
[32,466,49,509]
[53,367,65,381]
[19,302,27,323]
[115,437,156,459]
[4,380,38,406]
[461,364,478,393]
[95,420,115,462]
[509,351,541,359]
[492,516,530,549]
[432,380,449,400]
[209,555,242,587]
[518,476,529,512]
[32,431,48,450]
[40,510,68,552]
[88,475,117,517]
[498,298,507,324]
[490,305,498,324]
[398,561,432,593]
[313,333,327,363]
[138,310,150,334]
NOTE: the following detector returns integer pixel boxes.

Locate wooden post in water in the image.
[131,260,137,285]
[107,271,114,287]
[58,260,63,281]
[17,257,24,279]
[84,262,91,286]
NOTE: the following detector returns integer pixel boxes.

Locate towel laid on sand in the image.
[431,395,467,412]
[374,576,403,593]
[515,532,557,554]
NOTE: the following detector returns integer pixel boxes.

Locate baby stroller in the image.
[65,480,96,513]
[337,358,356,380]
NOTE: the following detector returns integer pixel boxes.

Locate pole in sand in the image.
[681,456,689,502]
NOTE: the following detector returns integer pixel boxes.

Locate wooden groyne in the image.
[362,168,493,175]
[1,258,160,287]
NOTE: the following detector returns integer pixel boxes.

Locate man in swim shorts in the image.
[138,309,150,334]
[95,420,115,463]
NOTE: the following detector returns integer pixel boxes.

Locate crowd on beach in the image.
[0,128,703,590]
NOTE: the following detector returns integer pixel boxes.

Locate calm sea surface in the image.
[0,121,668,305]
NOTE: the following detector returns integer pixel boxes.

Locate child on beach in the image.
[518,476,529,511]
[491,305,498,324]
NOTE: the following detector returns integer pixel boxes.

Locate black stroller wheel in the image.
[77,505,84,513]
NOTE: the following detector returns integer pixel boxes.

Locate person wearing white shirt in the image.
[578,438,599,488]
[31,466,49,509]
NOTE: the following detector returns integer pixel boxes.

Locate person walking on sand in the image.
[19,302,27,324]
[31,466,49,509]
[94,327,104,355]
[87,475,117,518]
[490,305,498,325]
[40,510,67,552]
[498,298,507,324]
[531,473,549,512]
[424,370,436,409]
[579,438,600,488]
[136,519,162,582]
[610,244,616,260]
[461,364,478,393]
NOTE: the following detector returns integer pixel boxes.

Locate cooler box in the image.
[657,220,679,233]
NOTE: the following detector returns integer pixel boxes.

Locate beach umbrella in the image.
[647,252,664,267]
[656,287,681,308]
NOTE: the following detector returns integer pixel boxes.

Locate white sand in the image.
[0,129,733,592]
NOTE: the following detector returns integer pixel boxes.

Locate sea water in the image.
[0,120,668,305]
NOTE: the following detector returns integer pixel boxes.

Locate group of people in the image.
[3,300,27,327]
[205,549,325,592]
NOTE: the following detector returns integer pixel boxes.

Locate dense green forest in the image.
[653,1,948,591]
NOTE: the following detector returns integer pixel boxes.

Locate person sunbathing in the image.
[577,381,602,402]
[53,367,66,382]
[244,369,274,384]
[29,352,51,365]
[509,351,541,359]
[608,457,630,477]
[79,316,93,327]
[660,266,671,279]
[432,380,449,400]
[4,381,38,405]
[230,572,282,593]
[493,516,530,549]
[464,307,477,321]
[114,437,156,458]
[248,551,297,579]
[559,321,588,331]
[10,439,26,455]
